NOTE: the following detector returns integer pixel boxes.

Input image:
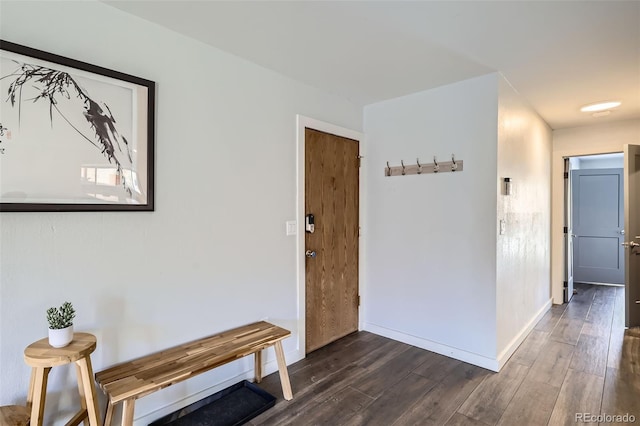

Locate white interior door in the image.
[623,144,640,327]
[571,168,624,284]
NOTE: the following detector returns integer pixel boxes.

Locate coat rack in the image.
[384,155,463,177]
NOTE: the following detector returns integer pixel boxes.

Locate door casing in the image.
[295,115,364,358]
[553,150,623,304]
[623,144,640,327]
[563,158,574,302]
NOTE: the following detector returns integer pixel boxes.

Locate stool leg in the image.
[76,357,100,426]
[122,399,135,426]
[26,368,36,412]
[29,367,50,426]
[254,350,263,383]
[273,341,293,400]
[75,363,90,426]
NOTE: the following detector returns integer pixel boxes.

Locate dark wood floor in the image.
[252,284,640,426]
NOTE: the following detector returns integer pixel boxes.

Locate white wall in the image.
[362,74,500,368]
[551,119,640,303]
[0,1,361,423]
[495,77,552,366]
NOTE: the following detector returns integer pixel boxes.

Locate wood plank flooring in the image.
[252,284,640,426]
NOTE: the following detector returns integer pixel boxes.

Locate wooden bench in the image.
[95,321,293,425]
[0,405,29,426]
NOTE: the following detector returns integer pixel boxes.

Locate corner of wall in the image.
[363,73,501,364]
[495,76,553,356]
[496,298,551,369]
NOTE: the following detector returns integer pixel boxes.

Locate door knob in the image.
[305,250,317,258]
[622,241,640,248]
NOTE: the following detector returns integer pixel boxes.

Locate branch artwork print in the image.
[0,122,8,154]
[1,60,137,195]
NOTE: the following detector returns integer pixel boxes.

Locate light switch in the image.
[499,219,506,235]
[286,220,297,236]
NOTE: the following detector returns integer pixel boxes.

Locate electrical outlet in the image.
[499,220,506,235]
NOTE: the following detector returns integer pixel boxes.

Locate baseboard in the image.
[133,348,305,426]
[496,298,552,370]
[362,322,501,372]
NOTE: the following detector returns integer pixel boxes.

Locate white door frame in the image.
[551,148,623,304]
[295,115,365,356]
[563,157,573,302]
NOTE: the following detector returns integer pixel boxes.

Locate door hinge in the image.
[563,281,568,288]
[357,295,361,306]
[357,155,363,168]
[563,226,568,234]
[564,172,569,179]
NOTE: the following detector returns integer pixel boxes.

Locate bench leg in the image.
[254,350,263,383]
[104,402,114,426]
[273,341,293,401]
[122,399,135,426]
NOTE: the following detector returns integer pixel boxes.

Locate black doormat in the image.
[149,380,276,426]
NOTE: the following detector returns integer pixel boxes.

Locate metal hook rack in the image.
[384,155,463,177]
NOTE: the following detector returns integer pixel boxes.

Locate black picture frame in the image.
[0,40,155,212]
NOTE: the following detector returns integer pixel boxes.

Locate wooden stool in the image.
[24,333,100,426]
[0,405,30,425]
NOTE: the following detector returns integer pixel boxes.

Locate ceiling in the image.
[105,1,640,130]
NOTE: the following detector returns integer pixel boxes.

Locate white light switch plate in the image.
[499,219,506,235]
[286,220,297,236]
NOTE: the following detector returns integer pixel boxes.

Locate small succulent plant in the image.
[46,301,76,330]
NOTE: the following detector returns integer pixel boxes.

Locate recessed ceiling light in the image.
[580,101,621,112]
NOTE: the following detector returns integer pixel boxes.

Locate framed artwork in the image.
[0,40,155,212]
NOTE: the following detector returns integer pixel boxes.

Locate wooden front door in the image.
[305,128,359,353]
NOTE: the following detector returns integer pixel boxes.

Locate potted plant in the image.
[46,301,76,348]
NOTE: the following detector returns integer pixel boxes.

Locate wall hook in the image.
[383,156,463,177]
